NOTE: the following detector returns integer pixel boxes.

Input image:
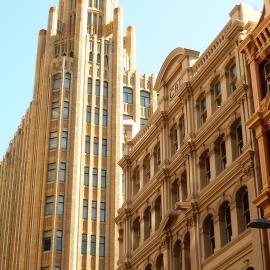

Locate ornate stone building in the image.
[116,3,269,270]
[0,0,157,269]
[240,0,270,257]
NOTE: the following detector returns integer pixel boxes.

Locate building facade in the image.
[116,4,269,270]
[0,0,157,269]
[240,0,270,258]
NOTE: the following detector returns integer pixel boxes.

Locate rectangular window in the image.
[94,108,99,125]
[140,118,148,128]
[52,73,61,90]
[102,110,108,127]
[237,124,243,155]
[45,196,54,216]
[59,162,66,182]
[94,137,99,155]
[56,230,63,251]
[100,202,106,223]
[88,78,92,95]
[58,195,64,215]
[61,131,68,149]
[51,103,59,120]
[220,140,227,171]
[63,101,69,119]
[84,167,89,186]
[123,87,133,104]
[140,91,150,107]
[95,80,100,96]
[229,63,237,92]
[214,81,222,109]
[90,235,96,256]
[91,201,97,221]
[179,116,185,146]
[64,73,71,90]
[85,136,90,154]
[99,236,105,257]
[86,106,91,123]
[101,170,106,189]
[102,139,107,157]
[43,231,51,251]
[199,96,207,125]
[83,199,88,219]
[103,81,108,97]
[93,168,98,187]
[47,163,56,182]
[82,234,87,255]
[49,132,58,150]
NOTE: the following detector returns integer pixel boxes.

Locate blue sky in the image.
[0,0,263,158]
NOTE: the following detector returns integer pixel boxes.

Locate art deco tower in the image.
[0,0,156,269]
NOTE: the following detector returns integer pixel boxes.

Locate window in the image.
[59,162,66,182]
[100,202,106,222]
[99,236,105,257]
[97,54,101,64]
[216,137,227,173]
[52,73,61,90]
[86,106,91,123]
[213,81,222,109]
[61,131,68,149]
[63,101,69,119]
[55,267,61,270]
[231,120,243,159]
[154,143,161,173]
[94,137,99,155]
[47,163,56,181]
[236,124,243,155]
[64,73,71,90]
[236,187,250,233]
[58,195,64,215]
[143,155,151,185]
[203,215,215,258]
[88,78,92,95]
[143,207,151,240]
[43,231,51,251]
[103,81,108,97]
[84,167,89,186]
[140,91,150,107]
[51,103,59,120]
[228,63,237,92]
[101,170,106,189]
[89,52,93,62]
[200,151,211,189]
[90,235,96,256]
[219,201,232,246]
[198,95,207,125]
[179,116,185,146]
[82,234,87,255]
[93,168,98,187]
[83,199,88,219]
[140,118,148,128]
[133,218,140,250]
[102,139,107,156]
[49,132,58,150]
[123,115,133,120]
[180,171,187,202]
[102,110,108,127]
[85,136,90,154]
[91,201,97,221]
[56,230,63,251]
[104,55,109,66]
[243,191,250,227]
[94,108,99,125]
[45,196,54,216]
[171,180,179,209]
[123,87,133,104]
[170,125,178,156]
[95,80,100,96]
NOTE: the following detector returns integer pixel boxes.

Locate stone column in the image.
[213,216,222,251]
[140,213,144,245]
[209,144,217,180]
[151,202,156,234]
[150,150,155,178]
[230,201,239,240]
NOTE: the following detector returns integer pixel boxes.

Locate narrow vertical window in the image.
[86,106,91,123]
[93,168,98,187]
[49,132,58,150]
[102,110,108,127]
[52,73,62,90]
[56,231,63,251]
[88,78,92,95]
[63,101,69,119]
[82,234,87,255]
[94,137,99,155]
[84,167,89,186]
[59,162,66,182]
[104,55,109,66]
[85,136,90,154]
[103,81,108,97]
[123,87,133,104]
[198,95,207,125]
[45,196,54,216]
[90,235,96,256]
[213,81,222,109]
[61,131,68,149]
[140,91,150,107]
[64,73,71,90]
[94,108,99,125]
[102,139,107,157]
[95,80,100,96]
[99,236,105,257]
[228,63,237,92]
[97,54,101,64]
[43,231,52,251]
[91,201,97,220]
[47,163,56,182]
[101,170,106,189]
[83,199,88,219]
[51,103,59,120]
[58,195,64,215]
[100,202,106,222]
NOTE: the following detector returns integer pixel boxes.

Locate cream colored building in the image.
[0,0,156,269]
[116,4,269,270]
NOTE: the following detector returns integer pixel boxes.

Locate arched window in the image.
[89,52,93,62]
[155,196,162,230]
[183,233,191,270]
[170,124,178,156]
[212,80,222,110]
[97,53,101,64]
[171,179,179,209]
[173,240,182,270]
[199,150,211,189]
[180,171,187,202]
[156,254,164,270]
[236,187,250,233]
[203,215,215,259]
[143,154,151,185]
[214,135,227,174]
[140,91,150,108]
[230,119,243,160]
[219,201,232,246]
[227,61,237,92]
[104,55,109,66]
[132,217,140,250]
[64,73,71,90]
[132,167,140,196]
[144,207,151,240]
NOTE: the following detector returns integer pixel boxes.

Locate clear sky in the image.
[0,0,263,158]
